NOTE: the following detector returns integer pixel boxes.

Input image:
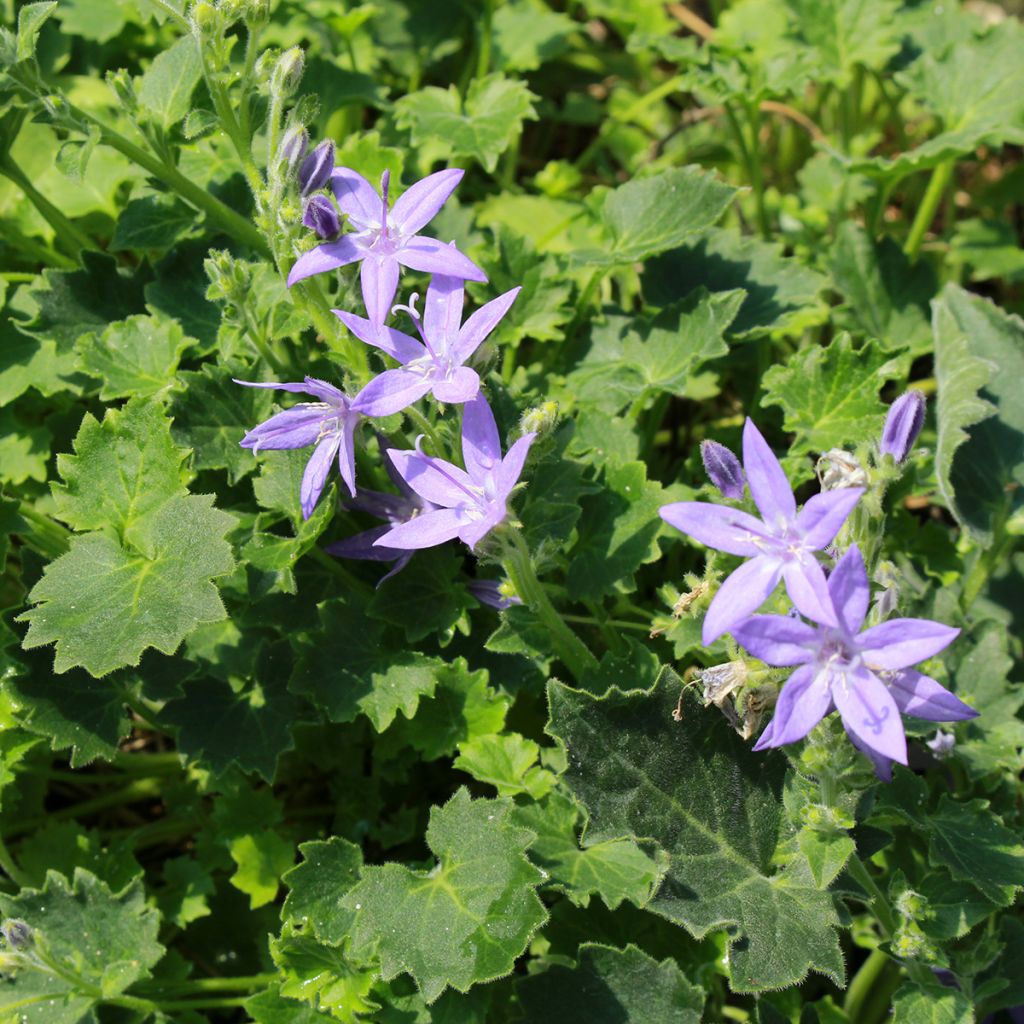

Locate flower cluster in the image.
[661,403,975,778]
[237,155,531,572]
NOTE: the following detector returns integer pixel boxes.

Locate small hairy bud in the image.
[191,1,219,33]
[105,68,136,110]
[519,401,559,438]
[700,439,745,499]
[302,195,340,239]
[1,920,32,950]
[272,47,305,99]
[279,126,309,176]
[880,390,926,463]
[299,139,335,196]
[816,448,868,491]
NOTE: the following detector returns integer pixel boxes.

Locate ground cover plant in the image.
[0,0,1022,1019]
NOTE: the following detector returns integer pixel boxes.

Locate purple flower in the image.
[880,391,926,463]
[298,139,334,196]
[280,126,309,177]
[287,167,486,328]
[660,419,864,644]
[340,272,520,417]
[374,394,535,552]
[732,545,971,771]
[325,443,437,584]
[303,195,340,239]
[701,439,745,499]
[236,377,360,519]
[468,578,523,610]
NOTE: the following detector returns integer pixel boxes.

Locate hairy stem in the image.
[903,160,954,260]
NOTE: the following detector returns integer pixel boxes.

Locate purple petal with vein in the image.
[387,448,475,506]
[361,257,401,328]
[330,167,382,229]
[887,670,978,721]
[826,545,870,634]
[352,369,434,417]
[782,559,837,627]
[658,502,765,557]
[754,665,829,748]
[398,236,487,281]
[742,418,796,527]
[833,666,907,764]
[423,273,465,343]
[497,434,536,495]
[287,236,363,286]
[859,620,961,671]
[301,435,342,519]
[732,615,817,666]
[462,394,502,480]
[795,487,864,549]
[702,556,783,644]
[376,507,467,550]
[432,366,480,404]
[453,286,521,362]
[391,168,464,235]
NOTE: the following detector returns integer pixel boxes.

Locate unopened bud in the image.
[302,195,340,239]
[926,730,955,759]
[1,920,32,950]
[700,439,744,499]
[519,401,558,438]
[467,578,522,611]
[299,139,334,196]
[880,391,926,463]
[279,126,309,176]
[272,47,304,98]
[816,448,868,491]
[105,68,136,110]
[191,2,219,32]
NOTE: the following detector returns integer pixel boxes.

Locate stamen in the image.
[379,169,390,226]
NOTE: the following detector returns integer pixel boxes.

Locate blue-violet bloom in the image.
[660,418,864,644]
[236,377,360,519]
[732,544,972,772]
[701,439,745,499]
[325,443,436,584]
[340,271,520,416]
[375,394,535,551]
[468,578,523,611]
[288,167,486,328]
[303,195,340,239]
[880,390,926,463]
[298,139,334,196]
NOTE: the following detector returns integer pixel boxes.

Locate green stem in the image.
[903,160,954,260]
[111,750,183,773]
[140,973,277,995]
[476,0,494,79]
[0,834,30,887]
[0,158,96,255]
[405,405,446,457]
[146,0,190,29]
[846,855,897,938]
[502,528,599,682]
[843,947,894,1020]
[960,526,1012,608]
[743,101,770,239]
[563,614,650,634]
[17,501,70,559]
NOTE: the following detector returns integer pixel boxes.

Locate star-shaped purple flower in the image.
[287,167,486,328]
[324,442,437,584]
[732,545,972,772]
[236,377,360,519]
[339,272,520,417]
[374,394,535,552]
[659,419,864,644]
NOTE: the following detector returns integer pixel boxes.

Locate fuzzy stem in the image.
[0,157,97,255]
[502,529,599,682]
[903,160,954,260]
[843,947,894,1020]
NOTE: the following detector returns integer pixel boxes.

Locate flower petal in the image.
[398,235,487,282]
[496,434,536,497]
[833,666,908,765]
[887,669,978,721]
[754,664,831,748]
[234,377,346,405]
[386,448,476,508]
[375,507,467,550]
[459,507,506,551]
[301,434,341,519]
[333,310,424,364]
[844,726,894,781]
[330,167,382,230]
[657,502,767,557]
[361,257,401,329]
[783,558,838,628]
[732,615,817,666]
[352,369,433,418]
[423,273,465,348]
[432,366,480,405]
[742,419,796,527]
[461,394,502,481]
[391,168,464,235]
[240,405,324,451]
[336,414,358,498]
[287,236,364,286]
[452,286,521,363]
[325,525,398,562]
[825,544,870,634]
[858,620,961,671]
[702,556,783,644]
[795,487,864,550]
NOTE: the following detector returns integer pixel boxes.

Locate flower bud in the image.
[467,578,522,611]
[519,401,559,438]
[880,391,926,463]
[299,139,334,196]
[696,661,747,707]
[191,1,219,33]
[105,68,136,111]
[279,125,309,177]
[272,47,305,99]
[1,920,32,950]
[700,440,744,499]
[302,195,340,239]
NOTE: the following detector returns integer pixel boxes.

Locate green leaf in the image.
[15,2,58,60]
[932,284,1024,545]
[829,222,936,354]
[110,194,197,252]
[643,227,827,338]
[797,829,855,889]
[229,830,295,909]
[51,399,186,535]
[170,363,273,484]
[394,74,538,173]
[342,788,547,1003]
[492,1,575,72]
[137,34,203,129]
[577,167,736,266]
[762,334,909,456]
[0,408,51,485]
[515,943,704,1023]
[0,869,164,1002]
[54,0,133,42]
[950,217,1024,284]
[546,668,845,993]
[890,979,974,1024]
[75,314,190,400]
[20,494,235,676]
[282,837,364,945]
[290,598,441,731]
[566,461,675,601]
[246,985,338,1024]
[158,856,215,928]
[513,792,663,909]
[16,821,141,893]
[454,732,556,799]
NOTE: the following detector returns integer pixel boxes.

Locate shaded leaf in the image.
[282,837,364,945]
